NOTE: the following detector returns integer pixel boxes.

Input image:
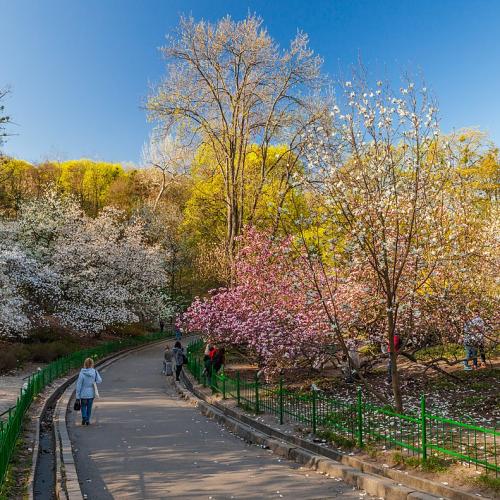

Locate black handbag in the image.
[73,399,81,411]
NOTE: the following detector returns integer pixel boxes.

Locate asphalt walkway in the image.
[68,341,370,499]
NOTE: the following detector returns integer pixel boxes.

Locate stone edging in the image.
[176,370,487,500]
[27,374,73,500]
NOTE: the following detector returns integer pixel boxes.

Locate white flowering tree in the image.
[0,191,171,338]
[302,76,459,411]
[0,220,59,338]
[49,207,168,334]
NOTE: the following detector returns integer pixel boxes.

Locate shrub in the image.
[0,350,18,373]
[28,340,77,363]
[110,323,148,338]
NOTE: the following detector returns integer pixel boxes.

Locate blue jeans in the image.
[464,345,478,368]
[81,398,94,423]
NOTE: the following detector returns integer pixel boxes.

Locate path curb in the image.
[27,375,71,500]
[176,371,488,500]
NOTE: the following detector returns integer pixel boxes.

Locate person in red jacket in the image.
[386,333,401,384]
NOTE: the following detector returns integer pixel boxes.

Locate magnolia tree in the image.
[298,75,497,410]
[0,221,59,338]
[0,191,170,338]
[181,228,334,374]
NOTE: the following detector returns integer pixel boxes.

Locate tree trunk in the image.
[387,305,403,412]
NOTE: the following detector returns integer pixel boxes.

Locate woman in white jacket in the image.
[76,357,102,425]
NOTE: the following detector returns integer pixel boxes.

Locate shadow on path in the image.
[68,342,369,499]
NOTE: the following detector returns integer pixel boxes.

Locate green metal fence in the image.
[186,338,499,475]
[0,331,172,488]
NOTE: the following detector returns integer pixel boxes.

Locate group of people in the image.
[159,318,183,341]
[203,344,225,379]
[162,341,186,381]
[73,310,488,426]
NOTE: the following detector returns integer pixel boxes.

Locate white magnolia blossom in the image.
[0,192,171,338]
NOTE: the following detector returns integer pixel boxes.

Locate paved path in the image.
[68,342,370,499]
[0,363,44,416]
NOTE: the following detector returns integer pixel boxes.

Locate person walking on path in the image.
[162,345,173,375]
[463,311,486,370]
[76,357,102,425]
[172,341,185,381]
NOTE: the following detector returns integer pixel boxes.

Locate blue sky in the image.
[2,0,500,164]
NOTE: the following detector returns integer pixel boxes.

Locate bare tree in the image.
[147,14,328,263]
[142,130,191,211]
[0,88,10,151]
[0,88,12,185]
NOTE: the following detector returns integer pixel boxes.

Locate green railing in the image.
[186,338,499,475]
[0,331,172,487]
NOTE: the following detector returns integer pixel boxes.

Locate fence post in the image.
[279,375,284,425]
[357,386,363,448]
[236,371,241,406]
[312,389,317,434]
[421,393,427,462]
[254,372,260,414]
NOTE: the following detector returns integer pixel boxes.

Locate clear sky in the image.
[2,0,500,164]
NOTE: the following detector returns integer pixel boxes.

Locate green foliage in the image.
[316,429,356,449]
[59,159,125,215]
[475,473,500,494]
[0,426,30,500]
[111,323,149,338]
[415,343,463,362]
[363,442,378,458]
[358,343,380,357]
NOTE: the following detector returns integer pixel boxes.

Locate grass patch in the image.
[416,342,500,364]
[316,429,356,449]
[475,473,500,494]
[364,442,378,458]
[0,418,32,500]
[390,452,450,472]
[415,343,463,363]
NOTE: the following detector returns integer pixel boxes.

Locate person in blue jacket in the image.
[76,357,102,425]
